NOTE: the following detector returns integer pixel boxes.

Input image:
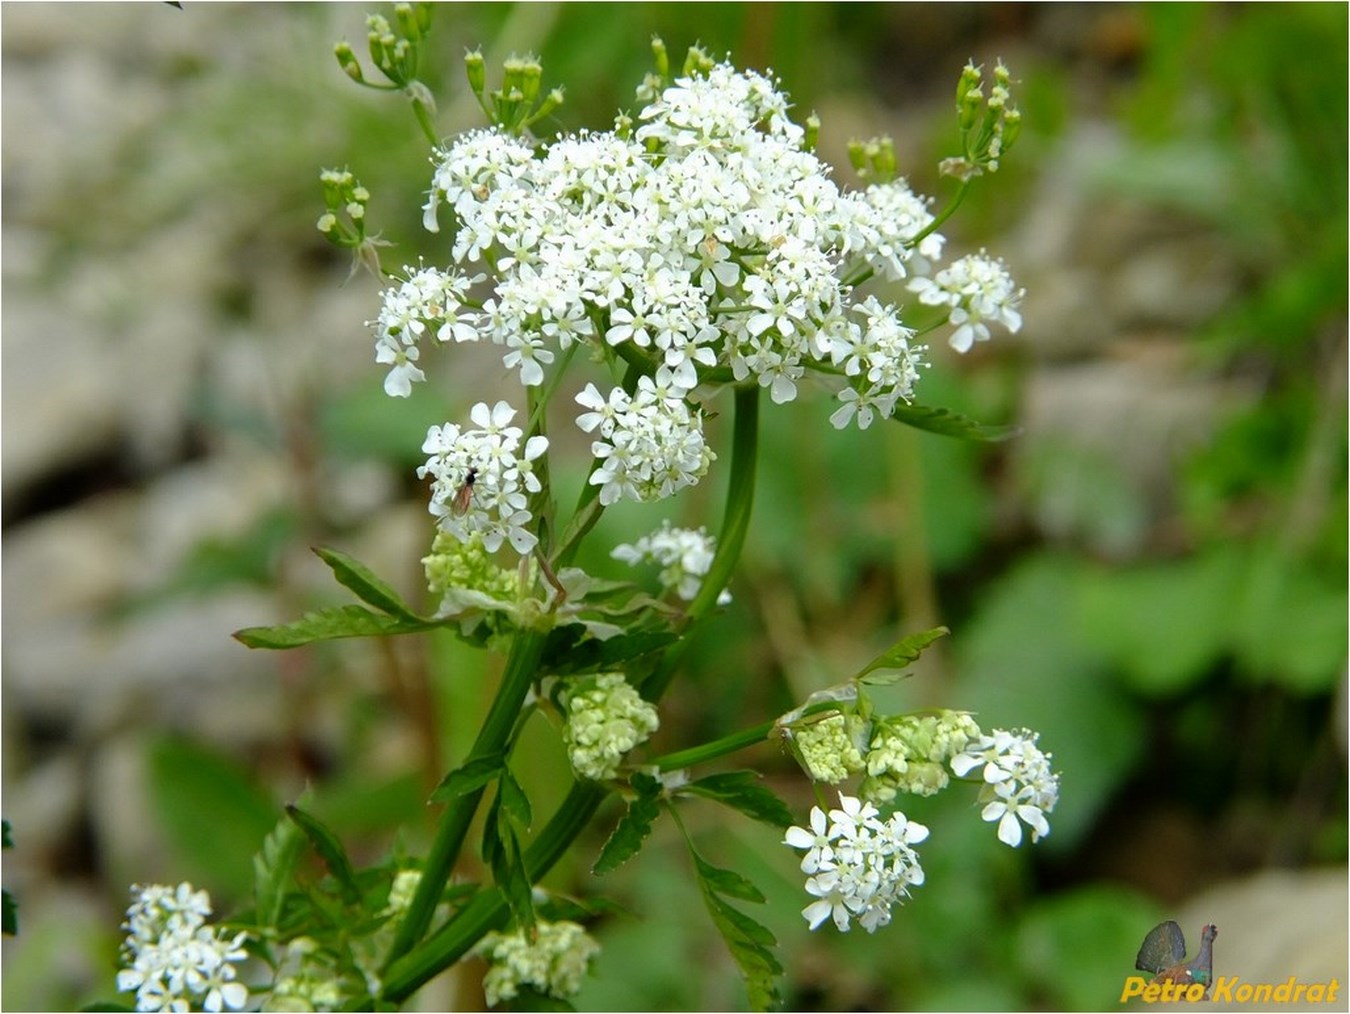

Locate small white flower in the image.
[950,727,1059,847]
[783,793,928,934]
[610,520,727,604]
[907,252,1023,353]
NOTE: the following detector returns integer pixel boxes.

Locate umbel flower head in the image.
[783,793,928,933]
[562,672,660,781]
[370,57,1027,524]
[610,519,729,604]
[477,919,601,1007]
[116,882,250,1013]
[950,727,1060,847]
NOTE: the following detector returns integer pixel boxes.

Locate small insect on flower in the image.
[453,467,478,516]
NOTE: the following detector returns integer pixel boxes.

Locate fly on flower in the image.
[452,466,477,516]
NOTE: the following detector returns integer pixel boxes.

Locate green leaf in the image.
[253,808,306,931]
[541,627,677,676]
[680,772,793,829]
[692,853,765,904]
[233,604,434,649]
[592,773,663,875]
[147,737,277,898]
[285,805,360,904]
[314,546,423,621]
[505,986,576,1011]
[486,799,534,933]
[3,889,16,937]
[2,819,13,849]
[696,879,782,1011]
[891,403,1020,442]
[855,626,950,681]
[429,754,506,804]
[498,768,533,829]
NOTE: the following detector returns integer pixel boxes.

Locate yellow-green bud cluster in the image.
[793,713,866,784]
[562,673,659,781]
[860,711,982,804]
[478,920,601,1008]
[384,869,421,916]
[422,530,521,605]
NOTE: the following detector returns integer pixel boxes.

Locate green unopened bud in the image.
[956,60,982,107]
[802,112,820,153]
[872,135,896,182]
[1000,107,1021,152]
[994,59,1011,90]
[650,35,669,79]
[614,111,633,137]
[394,3,419,41]
[406,79,436,117]
[519,57,543,103]
[532,86,564,122]
[334,41,363,82]
[959,84,983,132]
[316,212,337,235]
[847,138,867,175]
[683,44,713,77]
[502,55,526,95]
[464,49,486,94]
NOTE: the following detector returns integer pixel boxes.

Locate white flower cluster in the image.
[562,672,660,781]
[950,727,1060,847]
[371,59,1016,521]
[418,400,548,554]
[783,793,928,933]
[575,375,713,506]
[908,251,1023,353]
[116,882,250,1014]
[477,919,601,1007]
[610,519,728,604]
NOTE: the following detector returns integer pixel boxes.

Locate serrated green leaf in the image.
[855,626,950,681]
[286,805,360,904]
[233,604,434,649]
[693,853,765,904]
[498,769,533,829]
[701,889,782,1011]
[3,888,16,936]
[592,774,663,875]
[680,772,793,829]
[891,402,1020,442]
[314,546,422,620]
[489,816,534,933]
[429,754,506,804]
[253,806,307,930]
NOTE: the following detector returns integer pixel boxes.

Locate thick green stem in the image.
[383,629,547,967]
[381,782,605,1002]
[382,385,762,1002]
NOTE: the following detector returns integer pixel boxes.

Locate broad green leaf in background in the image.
[147,738,278,899]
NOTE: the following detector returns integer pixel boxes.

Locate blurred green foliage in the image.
[13,2,1336,1011]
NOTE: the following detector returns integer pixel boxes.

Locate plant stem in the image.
[642,384,760,700]
[382,384,762,1001]
[382,628,547,968]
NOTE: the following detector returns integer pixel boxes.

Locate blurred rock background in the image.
[2,4,1345,1010]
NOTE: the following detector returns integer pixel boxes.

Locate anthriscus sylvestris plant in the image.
[108,9,1056,1011]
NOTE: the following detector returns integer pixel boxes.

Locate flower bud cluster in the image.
[562,672,659,781]
[951,727,1060,847]
[422,530,523,611]
[477,920,601,1007]
[860,711,982,803]
[611,520,728,604]
[783,793,928,933]
[418,400,548,555]
[791,712,866,784]
[116,883,250,1014]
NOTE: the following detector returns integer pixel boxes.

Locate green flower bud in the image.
[650,35,669,79]
[847,138,867,175]
[518,57,543,103]
[803,112,820,153]
[464,49,486,95]
[334,41,363,82]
